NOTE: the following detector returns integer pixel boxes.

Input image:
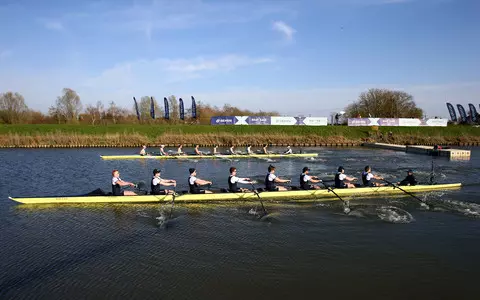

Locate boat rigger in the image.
[8,183,461,204]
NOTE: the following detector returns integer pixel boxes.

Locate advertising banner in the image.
[297,117,328,126]
[271,117,297,125]
[348,118,448,127]
[211,116,329,126]
[210,116,237,125]
[247,116,271,125]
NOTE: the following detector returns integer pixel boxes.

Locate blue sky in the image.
[0,0,479,117]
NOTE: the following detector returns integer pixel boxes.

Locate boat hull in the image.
[9,184,461,204]
[100,153,318,160]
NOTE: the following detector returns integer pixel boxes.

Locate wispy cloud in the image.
[83,54,274,90]
[272,21,296,42]
[42,19,64,31]
[0,49,12,60]
[164,55,273,73]
[51,0,292,40]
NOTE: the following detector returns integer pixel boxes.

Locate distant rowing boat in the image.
[100,153,318,160]
[9,183,461,204]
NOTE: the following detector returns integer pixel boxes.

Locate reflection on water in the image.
[1,147,480,299]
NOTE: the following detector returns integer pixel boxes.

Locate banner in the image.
[150,97,155,119]
[210,116,237,125]
[297,117,328,126]
[163,97,170,120]
[210,116,328,126]
[179,98,185,120]
[348,118,448,127]
[133,97,140,121]
[446,103,457,122]
[469,103,478,123]
[191,96,197,119]
[457,104,467,122]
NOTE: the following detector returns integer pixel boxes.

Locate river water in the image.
[1,147,479,299]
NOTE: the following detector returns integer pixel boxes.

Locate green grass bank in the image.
[0,124,479,147]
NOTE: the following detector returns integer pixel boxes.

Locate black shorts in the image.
[113,191,125,196]
[151,190,167,195]
[191,190,206,194]
[335,184,347,189]
[266,187,279,192]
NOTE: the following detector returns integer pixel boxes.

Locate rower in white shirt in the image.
[151,169,176,195]
[284,145,293,154]
[159,145,168,156]
[139,145,147,156]
[194,145,204,156]
[228,167,254,192]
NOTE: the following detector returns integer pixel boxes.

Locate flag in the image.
[179,98,185,120]
[133,97,140,121]
[150,97,155,119]
[191,96,197,119]
[164,97,170,120]
[457,104,467,122]
[469,103,478,123]
[446,103,457,122]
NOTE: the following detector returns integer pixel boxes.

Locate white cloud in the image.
[272,21,296,41]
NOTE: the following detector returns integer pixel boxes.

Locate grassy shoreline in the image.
[0,124,479,147]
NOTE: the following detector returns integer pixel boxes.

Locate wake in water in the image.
[376,206,415,223]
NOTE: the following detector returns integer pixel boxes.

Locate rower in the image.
[361,166,385,187]
[300,167,322,190]
[398,169,417,186]
[228,167,254,192]
[159,145,168,156]
[265,165,291,191]
[262,144,270,154]
[246,145,253,155]
[151,169,176,195]
[188,168,213,194]
[229,145,236,155]
[111,170,137,196]
[213,145,219,155]
[284,145,293,155]
[194,144,203,156]
[177,144,185,155]
[139,145,147,156]
[335,166,356,189]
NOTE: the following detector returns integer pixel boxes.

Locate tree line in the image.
[0,88,279,125]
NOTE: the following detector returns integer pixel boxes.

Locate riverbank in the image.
[0,124,479,147]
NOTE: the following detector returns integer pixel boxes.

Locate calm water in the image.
[1,147,479,300]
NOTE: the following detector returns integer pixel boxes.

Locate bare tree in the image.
[345,88,423,118]
[0,92,28,124]
[54,88,83,122]
[134,96,164,121]
[106,101,121,124]
[168,95,179,121]
[85,101,104,125]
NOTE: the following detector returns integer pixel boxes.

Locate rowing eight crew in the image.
[112,165,418,196]
[139,145,294,156]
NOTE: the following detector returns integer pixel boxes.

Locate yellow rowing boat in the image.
[100,153,318,160]
[9,183,461,204]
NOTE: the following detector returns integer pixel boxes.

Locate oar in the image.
[169,185,177,219]
[382,179,430,209]
[250,182,268,216]
[319,181,351,214]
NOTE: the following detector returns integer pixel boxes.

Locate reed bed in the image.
[0,125,479,147]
